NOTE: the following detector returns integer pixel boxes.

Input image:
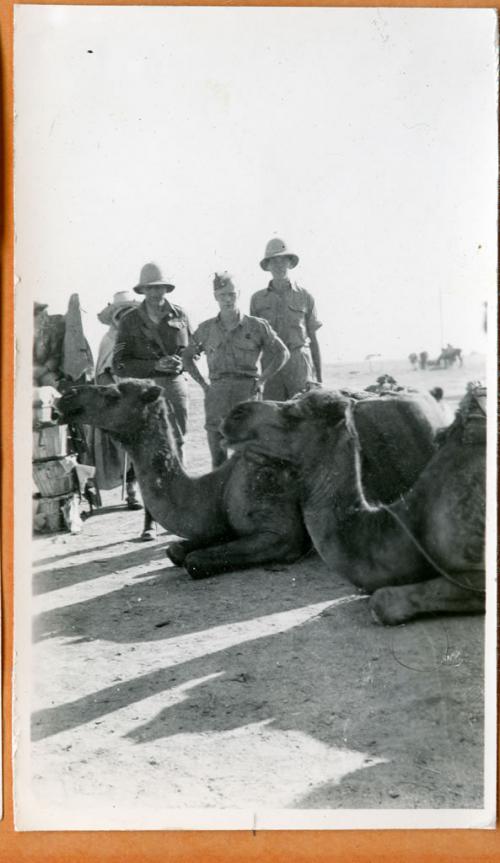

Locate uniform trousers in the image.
[262,345,314,400]
[154,375,188,459]
[205,377,260,467]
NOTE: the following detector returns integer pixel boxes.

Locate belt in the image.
[210,374,257,382]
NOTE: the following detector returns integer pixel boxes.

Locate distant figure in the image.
[429,386,454,425]
[438,344,463,368]
[429,386,444,402]
[419,351,428,370]
[408,352,418,370]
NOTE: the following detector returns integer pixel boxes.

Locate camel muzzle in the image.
[56,390,85,420]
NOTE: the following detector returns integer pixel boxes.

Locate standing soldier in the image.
[113,262,191,539]
[182,271,289,467]
[250,238,322,399]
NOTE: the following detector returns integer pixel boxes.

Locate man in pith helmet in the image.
[183,271,289,467]
[113,262,192,539]
[250,238,322,399]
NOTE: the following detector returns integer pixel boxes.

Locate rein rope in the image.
[344,399,485,595]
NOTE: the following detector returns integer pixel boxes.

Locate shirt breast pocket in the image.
[233,335,260,371]
[286,302,308,347]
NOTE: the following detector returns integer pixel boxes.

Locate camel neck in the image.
[300,426,360,512]
[299,423,405,579]
[116,398,229,540]
[120,400,193,535]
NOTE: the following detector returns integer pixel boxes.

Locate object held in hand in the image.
[156,355,183,374]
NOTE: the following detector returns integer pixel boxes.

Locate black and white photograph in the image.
[14,5,497,830]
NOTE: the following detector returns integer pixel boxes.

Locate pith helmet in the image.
[98,291,139,326]
[260,237,299,271]
[133,262,176,295]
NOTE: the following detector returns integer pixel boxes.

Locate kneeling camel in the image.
[59,380,309,576]
[223,388,486,624]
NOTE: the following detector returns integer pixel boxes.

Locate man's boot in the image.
[126,481,143,511]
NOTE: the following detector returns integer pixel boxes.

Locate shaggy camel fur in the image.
[58,380,309,577]
[222,389,486,624]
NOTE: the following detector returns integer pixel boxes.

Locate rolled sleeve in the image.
[305,295,322,334]
[188,324,208,357]
[257,318,288,357]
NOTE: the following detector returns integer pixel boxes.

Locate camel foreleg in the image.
[369,572,485,625]
[184,532,307,579]
[166,536,229,567]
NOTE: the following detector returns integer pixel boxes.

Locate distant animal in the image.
[409,352,418,369]
[223,386,486,625]
[438,345,463,368]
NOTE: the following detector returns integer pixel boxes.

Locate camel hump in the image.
[353,395,438,504]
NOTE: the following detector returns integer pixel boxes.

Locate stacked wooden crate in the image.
[32,387,82,534]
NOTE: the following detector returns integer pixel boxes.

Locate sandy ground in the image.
[27,357,487,827]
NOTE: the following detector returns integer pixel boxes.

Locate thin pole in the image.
[438,286,444,348]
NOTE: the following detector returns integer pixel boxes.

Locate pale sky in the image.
[15,6,497,362]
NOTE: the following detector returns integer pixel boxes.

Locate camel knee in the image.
[369,586,417,626]
[185,551,219,579]
[369,576,486,625]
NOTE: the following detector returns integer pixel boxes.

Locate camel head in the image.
[58,380,164,440]
[223,390,351,464]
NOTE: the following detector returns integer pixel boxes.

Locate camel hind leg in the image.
[369,571,485,625]
[184,532,308,579]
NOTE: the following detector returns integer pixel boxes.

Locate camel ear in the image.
[141,385,162,404]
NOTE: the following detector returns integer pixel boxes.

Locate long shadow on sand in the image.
[32,597,484,809]
[33,544,168,596]
[33,554,328,643]
[33,538,135,569]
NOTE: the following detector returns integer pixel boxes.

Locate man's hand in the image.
[156,355,183,374]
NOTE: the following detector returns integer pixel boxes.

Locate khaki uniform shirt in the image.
[190,313,287,381]
[250,282,322,351]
